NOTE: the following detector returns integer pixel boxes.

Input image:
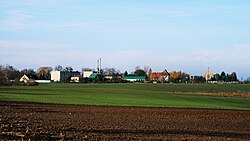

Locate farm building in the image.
[20,74,51,83]
[124,76,146,82]
[150,69,170,82]
[51,71,80,82]
[104,75,122,80]
[19,74,37,83]
[82,70,94,78]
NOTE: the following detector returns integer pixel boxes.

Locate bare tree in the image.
[103,68,119,75]
[0,65,20,84]
[134,69,146,76]
[143,66,150,75]
[64,66,73,72]
[135,65,141,71]
[54,65,63,71]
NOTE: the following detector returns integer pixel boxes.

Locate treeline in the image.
[0,64,248,85]
[0,65,56,85]
[210,71,238,82]
[0,65,26,85]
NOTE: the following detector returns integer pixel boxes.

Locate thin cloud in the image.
[1,42,250,78]
[0,10,32,31]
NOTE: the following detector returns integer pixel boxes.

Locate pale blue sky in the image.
[0,0,250,79]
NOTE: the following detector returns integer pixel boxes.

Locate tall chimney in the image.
[99,58,101,72]
[97,59,99,73]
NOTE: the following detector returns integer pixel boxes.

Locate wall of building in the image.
[51,71,81,82]
[83,71,93,78]
[51,71,61,82]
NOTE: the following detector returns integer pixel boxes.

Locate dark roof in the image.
[26,74,38,80]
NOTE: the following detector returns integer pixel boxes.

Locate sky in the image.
[0,0,250,79]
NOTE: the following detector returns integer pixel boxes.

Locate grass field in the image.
[0,83,250,110]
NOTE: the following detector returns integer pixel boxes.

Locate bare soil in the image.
[0,102,249,141]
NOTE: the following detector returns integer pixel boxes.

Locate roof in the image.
[124,76,146,79]
[89,73,103,79]
[89,73,97,79]
[25,74,38,80]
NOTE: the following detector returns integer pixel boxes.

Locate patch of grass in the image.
[0,83,250,110]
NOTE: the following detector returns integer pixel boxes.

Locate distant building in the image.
[104,75,122,80]
[35,80,51,83]
[204,68,214,81]
[124,76,146,82]
[89,73,104,81]
[20,74,51,83]
[19,74,37,83]
[70,76,80,83]
[51,71,80,82]
[150,69,170,82]
[82,70,94,78]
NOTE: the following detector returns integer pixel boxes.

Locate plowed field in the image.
[1,102,249,140]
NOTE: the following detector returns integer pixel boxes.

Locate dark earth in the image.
[1,102,249,141]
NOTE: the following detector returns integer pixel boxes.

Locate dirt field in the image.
[0,102,249,141]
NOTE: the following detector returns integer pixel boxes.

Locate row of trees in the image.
[0,65,75,85]
[211,72,238,82]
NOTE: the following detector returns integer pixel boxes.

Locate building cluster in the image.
[49,69,177,83]
[0,62,239,85]
[18,58,238,84]
[19,67,238,84]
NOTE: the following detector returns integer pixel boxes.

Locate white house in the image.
[20,75,32,83]
[20,74,51,83]
[19,74,37,83]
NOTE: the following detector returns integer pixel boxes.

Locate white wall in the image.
[83,71,93,78]
[50,71,61,82]
[36,80,51,83]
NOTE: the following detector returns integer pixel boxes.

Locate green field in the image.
[0,83,250,110]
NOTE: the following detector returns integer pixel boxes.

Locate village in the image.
[13,58,238,85]
[0,59,240,85]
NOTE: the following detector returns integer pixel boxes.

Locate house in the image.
[124,76,146,82]
[19,74,37,83]
[204,68,214,81]
[51,71,81,82]
[20,74,51,83]
[150,69,170,82]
